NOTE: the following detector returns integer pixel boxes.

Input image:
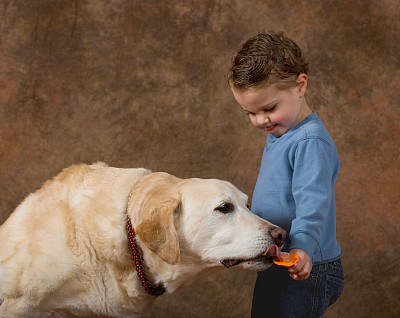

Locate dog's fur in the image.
[0,162,284,318]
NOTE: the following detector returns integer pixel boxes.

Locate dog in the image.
[0,162,285,318]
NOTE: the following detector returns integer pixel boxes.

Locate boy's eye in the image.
[266,105,276,112]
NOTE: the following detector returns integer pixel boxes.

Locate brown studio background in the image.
[0,0,399,317]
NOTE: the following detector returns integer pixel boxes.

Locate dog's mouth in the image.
[220,244,281,268]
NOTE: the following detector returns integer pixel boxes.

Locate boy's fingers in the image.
[298,268,311,279]
[288,260,303,272]
[290,270,309,280]
[295,263,312,280]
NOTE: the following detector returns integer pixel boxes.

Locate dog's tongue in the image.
[264,245,280,259]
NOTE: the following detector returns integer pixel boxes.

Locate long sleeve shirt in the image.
[251,112,342,264]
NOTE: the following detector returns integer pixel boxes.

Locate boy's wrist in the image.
[290,231,318,259]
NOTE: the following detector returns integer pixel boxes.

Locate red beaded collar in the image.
[126,215,166,297]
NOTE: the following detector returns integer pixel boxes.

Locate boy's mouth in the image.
[264,124,277,132]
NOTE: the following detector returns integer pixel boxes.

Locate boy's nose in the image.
[256,114,270,126]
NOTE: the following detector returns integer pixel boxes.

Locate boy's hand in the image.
[288,248,312,280]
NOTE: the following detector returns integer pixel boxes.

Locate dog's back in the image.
[0,163,151,317]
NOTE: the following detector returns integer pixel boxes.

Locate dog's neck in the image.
[126,215,166,297]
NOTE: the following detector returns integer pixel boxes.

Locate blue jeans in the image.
[251,259,344,318]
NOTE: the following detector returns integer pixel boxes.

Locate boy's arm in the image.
[289,137,338,259]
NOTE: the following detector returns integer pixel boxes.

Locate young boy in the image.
[228,32,344,317]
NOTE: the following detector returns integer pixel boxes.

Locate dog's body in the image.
[0,163,284,318]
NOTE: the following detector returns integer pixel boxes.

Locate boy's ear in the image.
[296,73,308,97]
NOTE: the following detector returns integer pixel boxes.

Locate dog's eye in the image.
[215,202,234,213]
[246,203,250,209]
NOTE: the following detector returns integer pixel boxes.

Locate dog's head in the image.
[128,172,285,271]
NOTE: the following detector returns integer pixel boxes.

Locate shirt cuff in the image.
[290,231,319,259]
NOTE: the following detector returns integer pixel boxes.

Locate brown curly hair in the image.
[228,31,309,89]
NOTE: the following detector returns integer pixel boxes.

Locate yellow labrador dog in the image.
[0,162,285,318]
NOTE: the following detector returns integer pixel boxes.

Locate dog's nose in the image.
[269,227,286,246]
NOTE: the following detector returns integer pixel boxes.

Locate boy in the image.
[228,32,344,317]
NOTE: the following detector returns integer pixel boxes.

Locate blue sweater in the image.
[252,112,342,264]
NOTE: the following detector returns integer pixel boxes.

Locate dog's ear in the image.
[129,173,181,265]
[136,198,180,265]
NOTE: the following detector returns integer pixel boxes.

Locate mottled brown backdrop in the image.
[0,0,399,317]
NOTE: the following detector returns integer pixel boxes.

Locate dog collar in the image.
[126,215,166,297]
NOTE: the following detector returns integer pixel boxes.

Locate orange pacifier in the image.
[273,252,299,267]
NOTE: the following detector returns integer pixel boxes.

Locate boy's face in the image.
[230,76,311,137]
